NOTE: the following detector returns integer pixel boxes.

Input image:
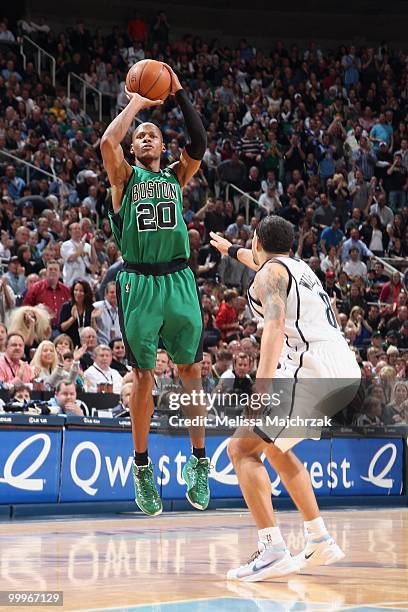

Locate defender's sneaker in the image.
[182,455,210,510]
[294,534,345,569]
[132,460,162,516]
[227,542,298,582]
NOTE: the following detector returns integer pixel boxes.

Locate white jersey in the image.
[248,256,360,378]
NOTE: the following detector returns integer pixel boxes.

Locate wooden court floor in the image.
[0,508,407,611]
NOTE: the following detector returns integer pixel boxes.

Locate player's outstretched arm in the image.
[209,232,259,271]
[255,263,288,379]
[164,64,207,188]
[101,90,163,212]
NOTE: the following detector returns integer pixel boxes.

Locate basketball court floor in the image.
[0,508,407,611]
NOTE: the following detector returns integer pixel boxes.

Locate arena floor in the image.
[0,508,407,611]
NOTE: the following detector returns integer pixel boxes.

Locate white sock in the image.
[304,516,328,541]
[258,526,285,548]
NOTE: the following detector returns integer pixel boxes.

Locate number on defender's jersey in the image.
[319,292,337,329]
[136,201,177,231]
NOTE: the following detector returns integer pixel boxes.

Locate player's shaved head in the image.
[133,122,162,141]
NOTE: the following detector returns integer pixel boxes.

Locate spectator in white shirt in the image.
[82,185,98,214]
[343,246,367,277]
[0,21,16,43]
[60,222,96,286]
[83,344,123,394]
[121,42,145,67]
[258,186,282,216]
[261,170,283,196]
[93,281,122,344]
[370,192,394,228]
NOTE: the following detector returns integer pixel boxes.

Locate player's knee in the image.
[132,368,154,392]
[227,437,246,465]
[177,362,201,379]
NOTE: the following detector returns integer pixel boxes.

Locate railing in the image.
[0,149,66,205]
[225,183,259,224]
[372,255,404,280]
[67,73,103,122]
[20,35,56,87]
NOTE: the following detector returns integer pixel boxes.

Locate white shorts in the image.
[254,341,361,452]
[279,340,362,379]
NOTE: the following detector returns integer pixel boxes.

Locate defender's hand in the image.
[125,87,163,108]
[210,231,232,256]
[162,63,183,95]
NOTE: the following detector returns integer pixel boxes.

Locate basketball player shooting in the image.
[210,216,361,581]
[101,63,210,516]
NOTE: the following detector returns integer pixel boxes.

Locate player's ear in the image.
[130,143,134,154]
[161,142,166,153]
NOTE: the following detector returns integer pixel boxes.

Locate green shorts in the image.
[116,263,203,369]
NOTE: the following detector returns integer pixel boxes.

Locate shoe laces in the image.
[137,465,157,499]
[246,541,266,565]
[196,460,210,494]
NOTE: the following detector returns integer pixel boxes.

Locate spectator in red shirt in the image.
[215,289,240,339]
[0,333,36,387]
[128,13,147,43]
[23,260,70,329]
[379,272,403,305]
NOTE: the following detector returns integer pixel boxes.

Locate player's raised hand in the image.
[209,231,232,256]
[162,63,183,95]
[124,87,163,108]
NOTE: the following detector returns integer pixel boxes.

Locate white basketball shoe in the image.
[294,534,345,570]
[227,541,299,582]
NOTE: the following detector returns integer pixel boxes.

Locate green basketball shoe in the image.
[132,460,163,516]
[182,455,211,511]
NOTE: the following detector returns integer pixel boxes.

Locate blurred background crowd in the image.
[0,13,407,427]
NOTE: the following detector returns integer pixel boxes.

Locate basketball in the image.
[126,59,172,100]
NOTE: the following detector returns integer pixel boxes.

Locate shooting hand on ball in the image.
[124,87,163,108]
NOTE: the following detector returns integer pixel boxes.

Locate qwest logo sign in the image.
[0,431,61,503]
[331,438,403,496]
[60,432,404,502]
[361,443,397,489]
[0,433,51,491]
[70,441,133,496]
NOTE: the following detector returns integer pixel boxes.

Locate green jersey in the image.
[108,165,189,264]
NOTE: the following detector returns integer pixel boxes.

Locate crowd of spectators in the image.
[0,14,407,426]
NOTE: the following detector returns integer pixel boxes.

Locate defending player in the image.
[210,216,361,581]
[101,64,210,516]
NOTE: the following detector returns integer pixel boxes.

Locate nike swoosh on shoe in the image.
[252,559,280,572]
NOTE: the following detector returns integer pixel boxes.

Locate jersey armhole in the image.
[269,258,293,297]
[109,166,135,219]
[108,167,135,238]
[167,165,181,185]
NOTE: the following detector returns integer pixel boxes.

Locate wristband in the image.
[228,245,243,260]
